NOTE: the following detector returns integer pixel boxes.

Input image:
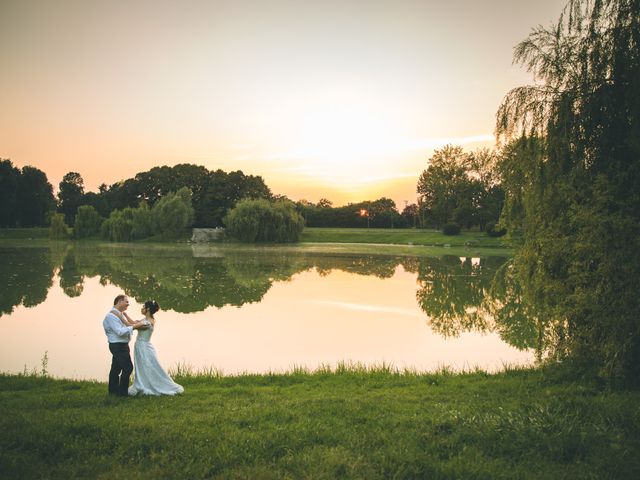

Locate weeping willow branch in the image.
[496,0,633,142]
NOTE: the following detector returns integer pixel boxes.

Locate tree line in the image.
[0,162,279,238]
[1,149,507,236]
[296,197,410,229]
[56,164,272,228]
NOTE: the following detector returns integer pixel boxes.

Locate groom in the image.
[103,294,146,396]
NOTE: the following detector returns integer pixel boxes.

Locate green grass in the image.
[0,227,49,239]
[1,366,638,479]
[301,227,509,249]
[0,227,192,243]
[0,226,508,248]
[0,228,512,258]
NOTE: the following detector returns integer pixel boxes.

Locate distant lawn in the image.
[0,227,192,243]
[0,227,511,253]
[0,228,49,239]
[1,366,638,479]
[301,227,509,248]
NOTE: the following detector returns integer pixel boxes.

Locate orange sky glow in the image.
[0,0,565,207]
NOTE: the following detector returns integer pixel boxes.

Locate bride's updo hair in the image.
[144,299,160,316]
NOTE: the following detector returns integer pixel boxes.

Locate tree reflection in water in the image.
[411,255,546,359]
[0,246,55,316]
[0,244,542,356]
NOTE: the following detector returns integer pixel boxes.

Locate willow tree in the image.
[496,0,640,385]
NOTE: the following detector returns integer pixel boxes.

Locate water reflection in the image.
[414,256,500,337]
[0,246,55,315]
[0,243,540,377]
[413,256,543,356]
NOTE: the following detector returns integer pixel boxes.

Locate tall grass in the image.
[169,360,493,382]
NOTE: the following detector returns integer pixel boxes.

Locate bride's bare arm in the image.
[115,311,148,328]
[114,311,135,326]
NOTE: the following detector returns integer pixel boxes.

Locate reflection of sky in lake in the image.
[0,265,533,380]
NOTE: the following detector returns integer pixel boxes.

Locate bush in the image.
[486,223,507,237]
[442,223,461,235]
[49,213,70,240]
[99,188,194,242]
[74,205,103,238]
[225,198,304,243]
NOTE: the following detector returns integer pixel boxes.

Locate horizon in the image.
[1,0,565,208]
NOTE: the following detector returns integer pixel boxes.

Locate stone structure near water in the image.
[191,228,225,243]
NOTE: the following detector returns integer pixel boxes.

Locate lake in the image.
[0,242,535,380]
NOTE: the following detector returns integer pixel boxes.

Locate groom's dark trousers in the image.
[108,342,133,396]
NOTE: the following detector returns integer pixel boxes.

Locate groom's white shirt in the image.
[103,309,133,343]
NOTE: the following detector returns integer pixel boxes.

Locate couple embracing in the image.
[103,294,183,396]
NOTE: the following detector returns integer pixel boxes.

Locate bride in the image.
[120,300,183,396]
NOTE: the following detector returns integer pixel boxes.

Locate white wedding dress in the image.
[128,322,183,396]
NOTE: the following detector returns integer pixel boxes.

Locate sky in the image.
[0,0,565,208]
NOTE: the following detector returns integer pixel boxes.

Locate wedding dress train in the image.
[128,323,183,396]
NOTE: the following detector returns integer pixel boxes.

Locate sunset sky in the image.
[1,0,564,207]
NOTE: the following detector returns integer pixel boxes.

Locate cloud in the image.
[250,133,495,163]
[309,300,423,318]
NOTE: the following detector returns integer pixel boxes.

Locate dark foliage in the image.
[0,160,55,227]
[225,198,305,243]
[73,164,272,228]
[57,172,84,226]
[485,223,507,238]
[298,198,406,228]
[417,146,504,229]
[497,0,640,386]
[442,223,461,236]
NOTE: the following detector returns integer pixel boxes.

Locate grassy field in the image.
[1,226,508,247]
[1,366,638,479]
[301,227,508,248]
[0,227,49,239]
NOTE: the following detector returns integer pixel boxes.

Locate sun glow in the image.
[280,102,406,185]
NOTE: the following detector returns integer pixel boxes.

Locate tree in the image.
[0,159,20,227]
[417,145,477,228]
[192,169,272,227]
[81,191,110,218]
[416,146,504,229]
[466,149,505,230]
[402,203,419,228]
[496,0,640,385]
[74,205,103,238]
[17,166,55,227]
[58,172,85,226]
[104,178,141,212]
